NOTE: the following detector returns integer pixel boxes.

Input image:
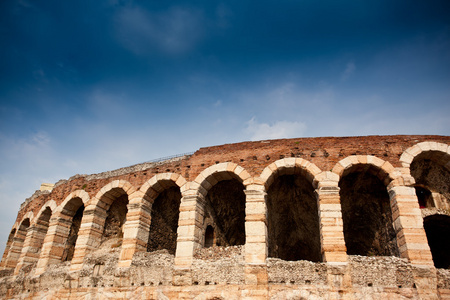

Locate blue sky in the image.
[0,0,449,254]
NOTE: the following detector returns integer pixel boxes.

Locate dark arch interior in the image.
[35,207,52,255]
[267,174,321,262]
[3,229,16,261]
[39,207,52,224]
[20,218,30,230]
[340,171,399,257]
[62,203,84,261]
[411,155,450,206]
[205,225,215,248]
[103,191,129,241]
[7,229,16,243]
[424,215,450,269]
[147,186,181,254]
[415,186,434,208]
[204,179,246,246]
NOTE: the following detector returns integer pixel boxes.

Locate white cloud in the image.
[215,3,232,28]
[115,5,203,55]
[244,117,307,141]
[341,61,355,81]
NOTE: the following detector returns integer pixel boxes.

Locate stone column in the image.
[388,183,438,299]
[173,194,204,286]
[118,195,152,267]
[69,204,106,272]
[14,222,48,275]
[388,184,433,265]
[0,232,15,269]
[35,215,72,275]
[316,186,347,264]
[244,187,268,286]
[316,181,351,294]
[4,226,28,270]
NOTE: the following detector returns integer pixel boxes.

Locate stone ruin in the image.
[0,135,449,299]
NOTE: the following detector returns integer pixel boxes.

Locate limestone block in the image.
[418,142,432,152]
[175,241,196,258]
[319,203,342,212]
[177,224,196,238]
[244,242,267,259]
[323,251,347,263]
[245,221,267,236]
[245,235,266,243]
[246,202,266,215]
[319,211,344,218]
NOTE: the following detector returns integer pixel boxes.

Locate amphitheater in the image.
[0,135,449,299]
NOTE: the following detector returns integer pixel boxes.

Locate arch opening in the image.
[147,184,181,254]
[267,174,321,262]
[411,152,450,209]
[204,225,215,248]
[6,219,31,269]
[203,178,246,247]
[7,229,16,243]
[62,200,84,262]
[340,169,398,257]
[33,207,52,258]
[1,229,17,268]
[102,188,129,245]
[423,214,450,269]
[415,186,434,208]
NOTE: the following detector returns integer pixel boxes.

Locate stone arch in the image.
[400,141,450,169]
[191,162,251,248]
[140,173,185,254]
[260,157,322,190]
[20,211,35,225]
[34,190,90,275]
[90,180,137,245]
[402,142,450,210]
[261,158,323,262]
[55,190,90,215]
[58,191,90,262]
[4,213,33,269]
[332,155,396,186]
[423,214,450,268]
[92,179,137,208]
[34,200,57,224]
[68,180,138,272]
[118,176,186,267]
[0,227,17,268]
[139,173,186,201]
[334,156,399,257]
[14,200,57,274]
[190,162,251,198]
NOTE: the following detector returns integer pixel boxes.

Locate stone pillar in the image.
[4,226,28,270]
[316,184,352,294]
[69,204,106,272]
[173,194,204,286]
[14,222,48,275]
[316,186,347,264]
[388,185,433,265]
[118,195,152,267]
[244,187,268,286]
[0,231,15,269]
[388,183,438,298]
[35,215,72,275]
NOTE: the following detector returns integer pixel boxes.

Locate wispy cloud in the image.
[115,5,204,55]
[245,117,307,141]
[341,61,355,81]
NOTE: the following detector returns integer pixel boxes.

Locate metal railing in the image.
[145,151,195,164]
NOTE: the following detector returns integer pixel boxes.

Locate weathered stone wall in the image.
[1,135,450,299]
